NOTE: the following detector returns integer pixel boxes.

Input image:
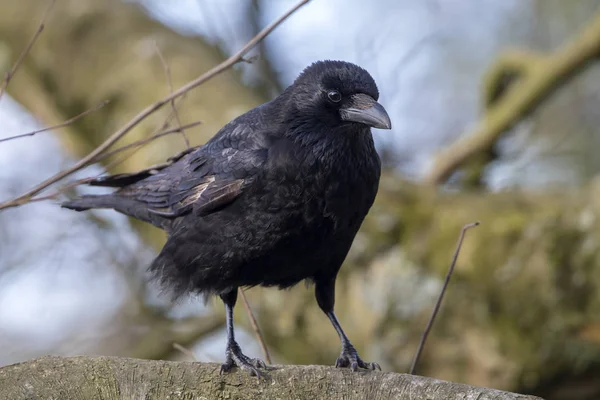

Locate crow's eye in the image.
[327,90,342,103]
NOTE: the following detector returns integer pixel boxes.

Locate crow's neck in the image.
[290,123,377,175]
[270,94,375,161]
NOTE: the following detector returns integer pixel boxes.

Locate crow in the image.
[63,60,391,376]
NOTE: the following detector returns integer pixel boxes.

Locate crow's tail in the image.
[62,195,171,230]
[61,195,119,211]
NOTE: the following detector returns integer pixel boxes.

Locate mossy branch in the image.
[425,10,600,185]
[0,356,543,400]
[482,50,546,109]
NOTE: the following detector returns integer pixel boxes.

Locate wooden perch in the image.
[0,356,543,400]
[425,9,600,185]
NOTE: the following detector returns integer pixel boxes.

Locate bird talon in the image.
[335,356,349,368]
[242,356,267,371]
[252,358,267,369]
[220,361,234,375]
[335,347,380,372]
[250,367,266,380]
[221,341,268,378]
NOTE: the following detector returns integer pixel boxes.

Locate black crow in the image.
[63,60,391,376]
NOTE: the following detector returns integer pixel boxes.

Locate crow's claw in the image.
[220,342,267,379]
[248,357,268,369]
[335,346,381,372]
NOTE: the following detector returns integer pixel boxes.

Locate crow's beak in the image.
[340,93,392,130]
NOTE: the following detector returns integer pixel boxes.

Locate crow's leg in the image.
[219,289,267,377]
[315,278,381,372]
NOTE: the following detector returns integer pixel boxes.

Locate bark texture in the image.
[0,356,542,400]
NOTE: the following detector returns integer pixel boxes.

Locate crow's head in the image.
[285,60,391,131]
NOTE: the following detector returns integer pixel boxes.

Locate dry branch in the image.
[0,356,543,400]
[97,121,203,163]
[4,121,203,205]
[239,288,272,364]
[409,221,479,375]
[425,9,600,185]
[0,100,109,144]
[154,42,190,148]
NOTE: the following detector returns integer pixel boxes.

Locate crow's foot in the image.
[220,341,267,378]
[335,345,381,372]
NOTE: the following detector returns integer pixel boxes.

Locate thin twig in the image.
[0,100,109,144]
[0,119,196,205]
[24,176,95,203]
[239,288,272,364]
[27,121,202,202]
[154,42,190,148]
[98,120,202,163]
[99,102,196,172]
[172,343,198,361]
[0,0,310,211]
[0,0,56,102]
[154,94,187,134]
[409,221,480,375]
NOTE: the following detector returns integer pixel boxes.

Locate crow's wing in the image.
[97,122,269,219]
[89,147,196,188]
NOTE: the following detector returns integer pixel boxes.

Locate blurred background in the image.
[1,0,600,399]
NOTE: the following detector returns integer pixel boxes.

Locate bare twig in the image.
[154,42,190,148]
[0,0,55,102]
[24,177,95,204]
[0,0,310,211]
[19,121,202,203]
[0,100,109,144]
[98,104,197,173]
[98,121,202,163]
[239,288,272,364]
[172,343,198,361]
[409,221,480,375]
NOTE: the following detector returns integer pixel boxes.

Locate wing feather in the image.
[194,179,244,216]
[90,120,267,220]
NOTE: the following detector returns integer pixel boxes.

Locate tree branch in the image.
[425,9,600,185]
[0,356,542,400]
